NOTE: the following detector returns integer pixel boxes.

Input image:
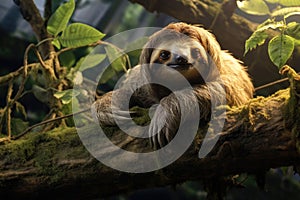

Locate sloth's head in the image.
[139,22,222,85]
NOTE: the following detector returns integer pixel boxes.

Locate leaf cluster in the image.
[237,0,300,68]
[1,0,143,139]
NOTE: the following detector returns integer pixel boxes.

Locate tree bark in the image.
[17,0,55,58]
[0,67,299,199]
[128,0,300,93]
[129,0,255,57]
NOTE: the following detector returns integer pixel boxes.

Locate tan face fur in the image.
[149,39,209,88]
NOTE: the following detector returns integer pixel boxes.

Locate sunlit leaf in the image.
[47,0,75,36]
[54,89,80,104]
[105,45,127,72]
[237,0,270,15]
[265,0,300,6]
[286,22,300,40]
[278,0,300,6]
[245,30,269,55]
[59,23,105,48]
[256,20,284,32]
[52,38,61,49]
[76,54,106,72]
[268,34,295,68]
[272,7,300,18]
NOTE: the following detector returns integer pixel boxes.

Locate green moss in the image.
[0,127,91,184]
[130,106,151,126]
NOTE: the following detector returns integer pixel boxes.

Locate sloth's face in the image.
[149,39,209,86]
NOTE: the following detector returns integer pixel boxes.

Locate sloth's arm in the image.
[91,87,156,126]
[149,81,226,149]
[91,89,133,126]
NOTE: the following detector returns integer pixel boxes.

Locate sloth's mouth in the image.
[167,63,193,70]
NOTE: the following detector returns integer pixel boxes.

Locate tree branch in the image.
[129,0,255,57]
[16,0,55,58]
[0,80,299,199]
[128,0,300,92]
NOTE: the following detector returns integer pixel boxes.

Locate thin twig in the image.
[12,108,90,140]
[36,38,54,48]
[0,44,33,138]
[6,80,13,139]
[10,44,33,105]
[254,71,300,92]
[0,63,38,86]
[33,46,48,69]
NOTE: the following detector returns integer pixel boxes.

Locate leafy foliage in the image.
[59,23,105,48]
[0,0,132,139]
[45,0,131,117]
[244,31,269,55]
[54,89,80,105]
[238,0,300,68]
[237,0,270,15]
[268,34,294,67]
[47,0,75,36]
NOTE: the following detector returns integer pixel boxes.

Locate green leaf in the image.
[278,0,300,6]
[76,54,106,72]
[265,0,279,3]
[52,38,61,49]
[59,23,105,48]
[237,0,270,15]
[98,66,118,84]
[265,0,300,6]
[47,0,75,36]
[268,34,295,68]
[245,30,269,55]
[256,20,284,32]
[286,22,300,40]
[54,89,80,104]
[59,51,76,68]
[105,45,127,72]
[272,7,300,18]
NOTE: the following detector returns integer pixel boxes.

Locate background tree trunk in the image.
[129,0,300,94]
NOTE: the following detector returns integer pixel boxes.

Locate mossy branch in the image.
[280,65,300,153]
[0,86,299,199]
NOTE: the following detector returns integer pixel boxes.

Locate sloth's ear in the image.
[139,36,155,64]
[139,47,153,64]
[193,27,222,68]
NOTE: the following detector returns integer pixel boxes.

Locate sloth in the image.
[91,22,254,149]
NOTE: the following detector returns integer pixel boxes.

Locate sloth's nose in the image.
[175,55,188,64]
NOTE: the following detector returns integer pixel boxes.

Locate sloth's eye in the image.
[191,48,201,59]
[159,50,171,60]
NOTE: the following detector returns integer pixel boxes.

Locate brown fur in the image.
[92,22,254,149]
